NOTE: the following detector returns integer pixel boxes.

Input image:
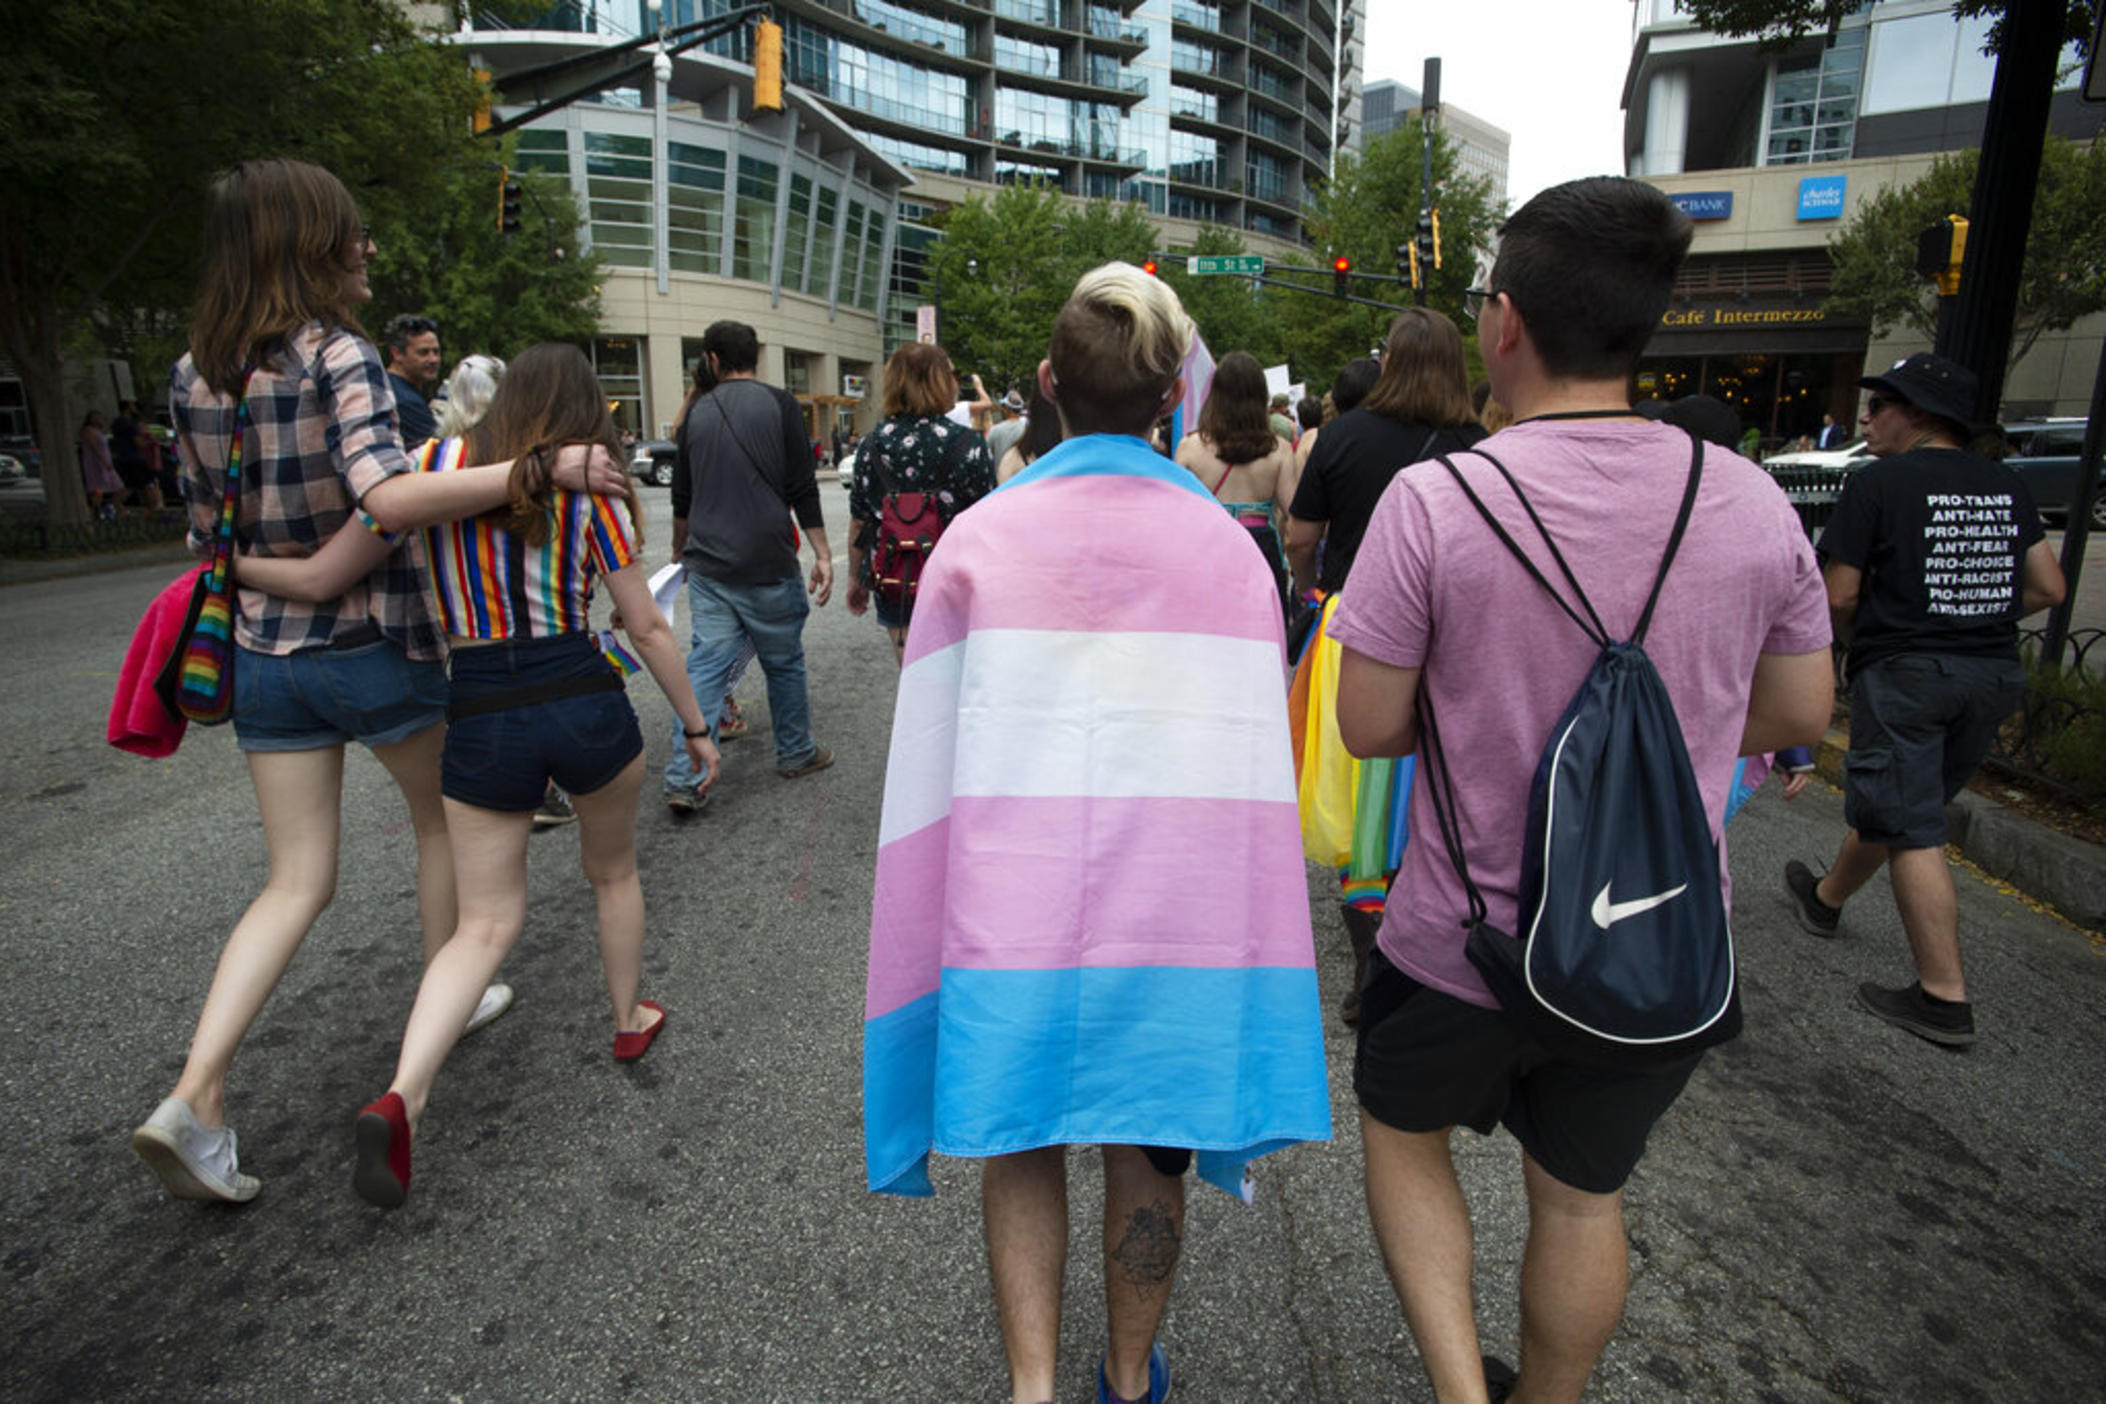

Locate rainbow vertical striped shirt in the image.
[415,438,639,639]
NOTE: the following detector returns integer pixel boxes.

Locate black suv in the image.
[2001,419,2100,528]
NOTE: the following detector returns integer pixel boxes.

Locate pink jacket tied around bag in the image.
[108,566,204,758]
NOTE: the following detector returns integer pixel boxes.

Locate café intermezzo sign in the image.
[1660,305,1837,328]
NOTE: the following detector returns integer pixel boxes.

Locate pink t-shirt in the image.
[1328,419,1831,1009]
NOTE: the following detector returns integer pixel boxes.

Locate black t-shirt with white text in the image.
[1817,446,2044,671]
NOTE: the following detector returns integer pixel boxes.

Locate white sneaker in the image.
[130,1098,261,1203]
[463,983,515,1036]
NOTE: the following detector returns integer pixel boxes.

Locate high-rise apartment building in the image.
[1359,78,1510,213]
[460,0,1364,438]
[1623,0,2098,432]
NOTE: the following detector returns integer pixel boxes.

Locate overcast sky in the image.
[1360,0,1640,208]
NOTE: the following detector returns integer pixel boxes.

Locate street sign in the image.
[1187,255,1264,276]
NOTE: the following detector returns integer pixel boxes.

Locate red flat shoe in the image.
[613,1000,667,1063]
[353,1092,412,1209]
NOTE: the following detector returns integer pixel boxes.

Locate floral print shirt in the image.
[848,412,997,576]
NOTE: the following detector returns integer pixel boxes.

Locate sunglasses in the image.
[1865,394,1902,415]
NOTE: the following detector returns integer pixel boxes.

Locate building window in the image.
[1169,191,1218,222]
[784,173,814,294]
[858,206,887,313]
[514,127,570,178]
[1169,128,1219,185]
[811,185,840,301]
[995,35,1062,78]
[668,142,726,275]
[841,201,867,306]
[583,131,653,269]
[1247,151,1286,205]
[1171,37,1222,77]
[862,131,972,176]
[855,0,968,53]
[733,155,779,284]
[1170,84,1217,122]
[782,351,814,395]
[1765,27,1864,165]
[591,336,646,435]
[1171,1,1220,32]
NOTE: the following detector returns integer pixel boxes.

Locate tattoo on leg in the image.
[1111,1201,1181,1294]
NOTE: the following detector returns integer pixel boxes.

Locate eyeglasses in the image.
[1463,287,1497,321]
[1865,394,1901,415]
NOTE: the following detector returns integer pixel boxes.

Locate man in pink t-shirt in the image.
[1330,178,1834,1403]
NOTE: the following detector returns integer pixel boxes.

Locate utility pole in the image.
[1416,58,1440,309]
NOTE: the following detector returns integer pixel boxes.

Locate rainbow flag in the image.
[862,433,1331,1201]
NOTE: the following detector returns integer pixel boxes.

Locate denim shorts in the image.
[441,632,642,812]
[232,638,448,753]
[1845,653,2028,849]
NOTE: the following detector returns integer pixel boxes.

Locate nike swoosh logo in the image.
[1591,881,1689,929]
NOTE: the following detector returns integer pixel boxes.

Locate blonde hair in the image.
[434,354,506,438]
[1048,261,1194,436]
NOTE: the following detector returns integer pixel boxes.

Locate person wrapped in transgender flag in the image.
[861,429,1333,1203]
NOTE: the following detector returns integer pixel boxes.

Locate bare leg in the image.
[886,626,906,668]
[1512,1154,1628,1404]
[1887,845,1966,999]
[386,800,533,1126]
[1101,1146,1184,1400]
[368,723,455,965]
[984,1147,1068,1403]
[1815,828,1888,910]
[1360,1113,1487,1403]
[170,747,345,1127]
[566,754,658,1033]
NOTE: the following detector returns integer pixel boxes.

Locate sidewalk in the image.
[0,539,189,587]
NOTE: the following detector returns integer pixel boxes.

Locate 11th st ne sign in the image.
[1188,255,1264,276]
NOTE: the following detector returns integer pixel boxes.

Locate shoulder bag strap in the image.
[204,371,257,593]
[710,386,786,506]
[1436,452,1609,647]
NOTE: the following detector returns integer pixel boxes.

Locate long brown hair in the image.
[189,160,366,394]
[462,343,639,547]
[1196,351,1279,465]
[881,341,957,417]
[1359,308,1477,429]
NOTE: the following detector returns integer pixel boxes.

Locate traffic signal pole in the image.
[1415,58,1440,308]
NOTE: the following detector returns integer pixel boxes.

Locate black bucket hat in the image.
[1860,352,1978,428]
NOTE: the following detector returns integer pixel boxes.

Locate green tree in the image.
[931,185,1160,396]
[365,153,604,363]
[1153,227,1288,370]
[1675,0,2095,55]
[0,0,479,525]
[1286,119,1502,393]
[1826,138,2106,371]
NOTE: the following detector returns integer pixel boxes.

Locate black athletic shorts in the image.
[1353,952,1702,1194]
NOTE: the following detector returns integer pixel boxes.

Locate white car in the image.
[0,454,24,487]
[1762,438,1872,471]
[835,445,857,485]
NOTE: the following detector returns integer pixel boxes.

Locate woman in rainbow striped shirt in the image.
[238,343,719,1208]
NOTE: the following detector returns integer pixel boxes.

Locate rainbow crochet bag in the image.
[173,375,252,725]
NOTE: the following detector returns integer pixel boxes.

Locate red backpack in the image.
[869,436,959,608]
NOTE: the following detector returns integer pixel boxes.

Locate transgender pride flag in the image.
[862,433,1331,1200]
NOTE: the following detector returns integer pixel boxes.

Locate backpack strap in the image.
[1631,432,1705,646]
[1416,686,1488,929]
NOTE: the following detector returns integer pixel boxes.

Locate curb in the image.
[0,540,190,587]
[1810,728,2106,932]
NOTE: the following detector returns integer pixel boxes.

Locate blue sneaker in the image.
[1096,1342,1170,1404]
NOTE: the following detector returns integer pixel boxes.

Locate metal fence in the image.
[1765,463,1854,540]
[1993,626,2106,808]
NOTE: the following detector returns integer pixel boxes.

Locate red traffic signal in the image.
[1142,258,1159,277]
[1332,255,1350,295]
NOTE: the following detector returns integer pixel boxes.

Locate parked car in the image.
[628,439,677,487]
[0,453,24,486]
[835,444,857,485]
[1762,437,1874,472]
[1999,418,2101,528]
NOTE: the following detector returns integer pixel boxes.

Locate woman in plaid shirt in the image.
[130,159,629,1206]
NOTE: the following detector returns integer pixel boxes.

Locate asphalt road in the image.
[1,478,2101,1401]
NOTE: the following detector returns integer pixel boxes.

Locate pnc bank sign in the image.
[1669,190,1734,221]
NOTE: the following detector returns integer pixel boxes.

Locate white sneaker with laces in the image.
[464,982,515,1036]
[130,1097,261,1203]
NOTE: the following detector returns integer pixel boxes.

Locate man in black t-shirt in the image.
[1783,353,2065,1047]
[663,320,834,812]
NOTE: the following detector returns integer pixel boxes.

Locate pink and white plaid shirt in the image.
[172,322,443,661]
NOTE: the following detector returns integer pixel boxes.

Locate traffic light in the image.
[499,170,522,235]
[1142,256,1160,277]
[754,19,785,112]
[472,67,492,135]
[1413,212,1435,287]
[1429,208,1442,270]
[1332,254,1351,296]
[1406,241,1421,290]
[1915,214,1968,297]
